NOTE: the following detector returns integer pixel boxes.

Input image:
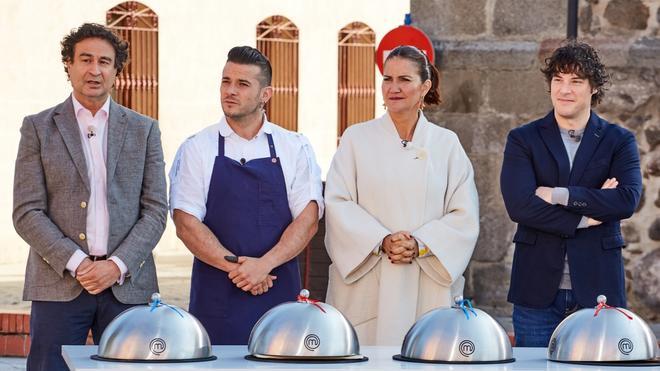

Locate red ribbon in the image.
[297,295,326,313]
[593,302,633,320]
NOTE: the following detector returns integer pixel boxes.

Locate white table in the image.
[62,345,651,370]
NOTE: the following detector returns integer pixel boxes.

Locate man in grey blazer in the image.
[12,23,167,371]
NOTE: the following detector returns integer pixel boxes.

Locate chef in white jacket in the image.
[324,45,480,345]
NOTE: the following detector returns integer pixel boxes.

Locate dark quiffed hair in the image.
[61,23,129,76]
[385,45,441,106]
[541,40,609,106]
[227,46,273,87]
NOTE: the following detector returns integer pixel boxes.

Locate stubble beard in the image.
[224,101,263,124]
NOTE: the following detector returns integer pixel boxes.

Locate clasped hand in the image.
[227,257,277,296]
[382,231,418,264]
[76,258,120,295]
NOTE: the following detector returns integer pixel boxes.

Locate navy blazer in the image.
[500,111,641,309]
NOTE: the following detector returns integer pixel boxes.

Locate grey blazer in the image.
[13,96,167,304]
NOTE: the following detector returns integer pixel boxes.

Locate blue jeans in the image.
[513,289,579,347]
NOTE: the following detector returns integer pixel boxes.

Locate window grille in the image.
[338,22,375,140]
[106,1,158,119]
[256,16,299,131]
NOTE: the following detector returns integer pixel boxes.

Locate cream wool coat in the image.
[325,112,479,345]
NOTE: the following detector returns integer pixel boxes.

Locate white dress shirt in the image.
[65,95,127,282]
[169,116,324,223]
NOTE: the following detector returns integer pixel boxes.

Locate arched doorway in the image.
[107,1,158,119]
[338,22,376,140]
[256,15,299,131]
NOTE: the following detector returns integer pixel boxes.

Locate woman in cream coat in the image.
[325,45,479,345]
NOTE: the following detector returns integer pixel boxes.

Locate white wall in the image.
[0,0,409,264]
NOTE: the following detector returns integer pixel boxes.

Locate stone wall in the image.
[411,0,660,319]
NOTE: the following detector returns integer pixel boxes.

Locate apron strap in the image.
[266,133,277,158]
[218,132,225,157]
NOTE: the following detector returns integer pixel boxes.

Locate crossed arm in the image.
[535,177,618,228]
[501,130,641,237]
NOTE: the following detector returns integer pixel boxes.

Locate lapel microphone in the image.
[87,125,96,139]
[401,139,409,148]
[567,129,582,142]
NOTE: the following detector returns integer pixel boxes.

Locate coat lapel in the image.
[106,99,128,185]
[53,97,90,192]
[378,110,429,146]
[538,111,570,186]
[569,112,605,185]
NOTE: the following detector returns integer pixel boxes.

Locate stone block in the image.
[649,218,660,241]
[631,249,660,318]
[577,37,631,68]
[629,38,660,68]
[621,221,641,244]
[435,40,538,70]
[579,4,593,35]
[463,265,474,294]
[411,0,487,39]
[536,37,632,71]
[604,0,649,30]
[471,114,521,155]
[623,114,652,134]
[468,262,512,316]
[472,154,516,263]
[435,69,485,114]
[485,70,552,117]
[428,112,519,155]
[428,112,478,152]
[599,68,656,116]
[635,184,645,212]
[493,0,567,38]
[538,39,564,65]
[647,152,660,177]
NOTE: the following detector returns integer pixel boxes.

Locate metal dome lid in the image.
[247,289,364,361]
[395,296,514,364]
[548,295,659,363]
[93,293,215,362]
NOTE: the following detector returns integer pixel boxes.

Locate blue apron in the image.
[189,132,301,345]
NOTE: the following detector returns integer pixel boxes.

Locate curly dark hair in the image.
[61,23,129,77]
[541,40,609,106]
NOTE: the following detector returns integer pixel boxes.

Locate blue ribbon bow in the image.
[456,298,477,320]
[150,297,184,318]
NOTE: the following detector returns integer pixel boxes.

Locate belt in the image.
[89,255,108,261]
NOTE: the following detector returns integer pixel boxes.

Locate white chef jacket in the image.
[169,116,324,222]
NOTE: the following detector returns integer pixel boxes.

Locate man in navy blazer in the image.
[500,41,642,347]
